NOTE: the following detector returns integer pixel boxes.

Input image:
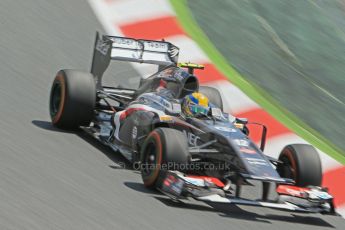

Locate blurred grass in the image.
[170,0,345,163]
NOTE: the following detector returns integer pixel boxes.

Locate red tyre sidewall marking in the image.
[52,73,66,124]
[145,131,163,186]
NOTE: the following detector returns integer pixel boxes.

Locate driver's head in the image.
[182,92,210,117]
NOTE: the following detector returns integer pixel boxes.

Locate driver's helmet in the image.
[182,92,210,117]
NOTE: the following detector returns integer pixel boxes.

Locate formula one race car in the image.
[49,33,336,215]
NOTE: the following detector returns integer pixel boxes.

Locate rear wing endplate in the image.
[91,32,179,88]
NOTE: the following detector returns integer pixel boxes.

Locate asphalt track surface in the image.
[0,0,344,229]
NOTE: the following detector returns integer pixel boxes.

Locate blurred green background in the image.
[188,0,345,154]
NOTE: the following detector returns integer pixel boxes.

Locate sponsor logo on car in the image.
[246,157,268,165]
[132,126,137,139]
[182,130,200,146]
[234,139,249,147]
[214,126,236,132]
[96,38,110,56]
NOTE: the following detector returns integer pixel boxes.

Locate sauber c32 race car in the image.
[49,32,336,215]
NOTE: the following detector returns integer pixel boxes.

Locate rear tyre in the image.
[199,86,223,111]
[277,144,322,187]
[140,128,189,188]
[49,69,96,129]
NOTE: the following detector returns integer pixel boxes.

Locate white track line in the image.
[104,0,175,26]
[88,0,122,35]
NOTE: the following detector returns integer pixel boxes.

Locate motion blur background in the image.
[189,0,345,153]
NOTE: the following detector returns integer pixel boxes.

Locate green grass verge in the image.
[170,0,345,165]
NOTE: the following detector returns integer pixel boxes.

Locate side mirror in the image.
[235,117,248,124]
[210,107,223,118]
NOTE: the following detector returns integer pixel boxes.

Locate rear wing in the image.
[91,32,179,88]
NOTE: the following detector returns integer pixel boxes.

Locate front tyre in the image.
[140,128,189,188]
[50,69,96,129]
[277,144,322,187]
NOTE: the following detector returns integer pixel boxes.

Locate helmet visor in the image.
[189,104,209,116]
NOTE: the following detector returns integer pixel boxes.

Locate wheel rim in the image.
[142,143,158,177]
[279,155,296,181]
[50,81,62,117]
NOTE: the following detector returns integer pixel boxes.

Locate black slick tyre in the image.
[49,69,96,129]
[277,144,322,187]
[140,128,189,188]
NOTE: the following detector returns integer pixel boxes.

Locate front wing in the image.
[159,171,336,215]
